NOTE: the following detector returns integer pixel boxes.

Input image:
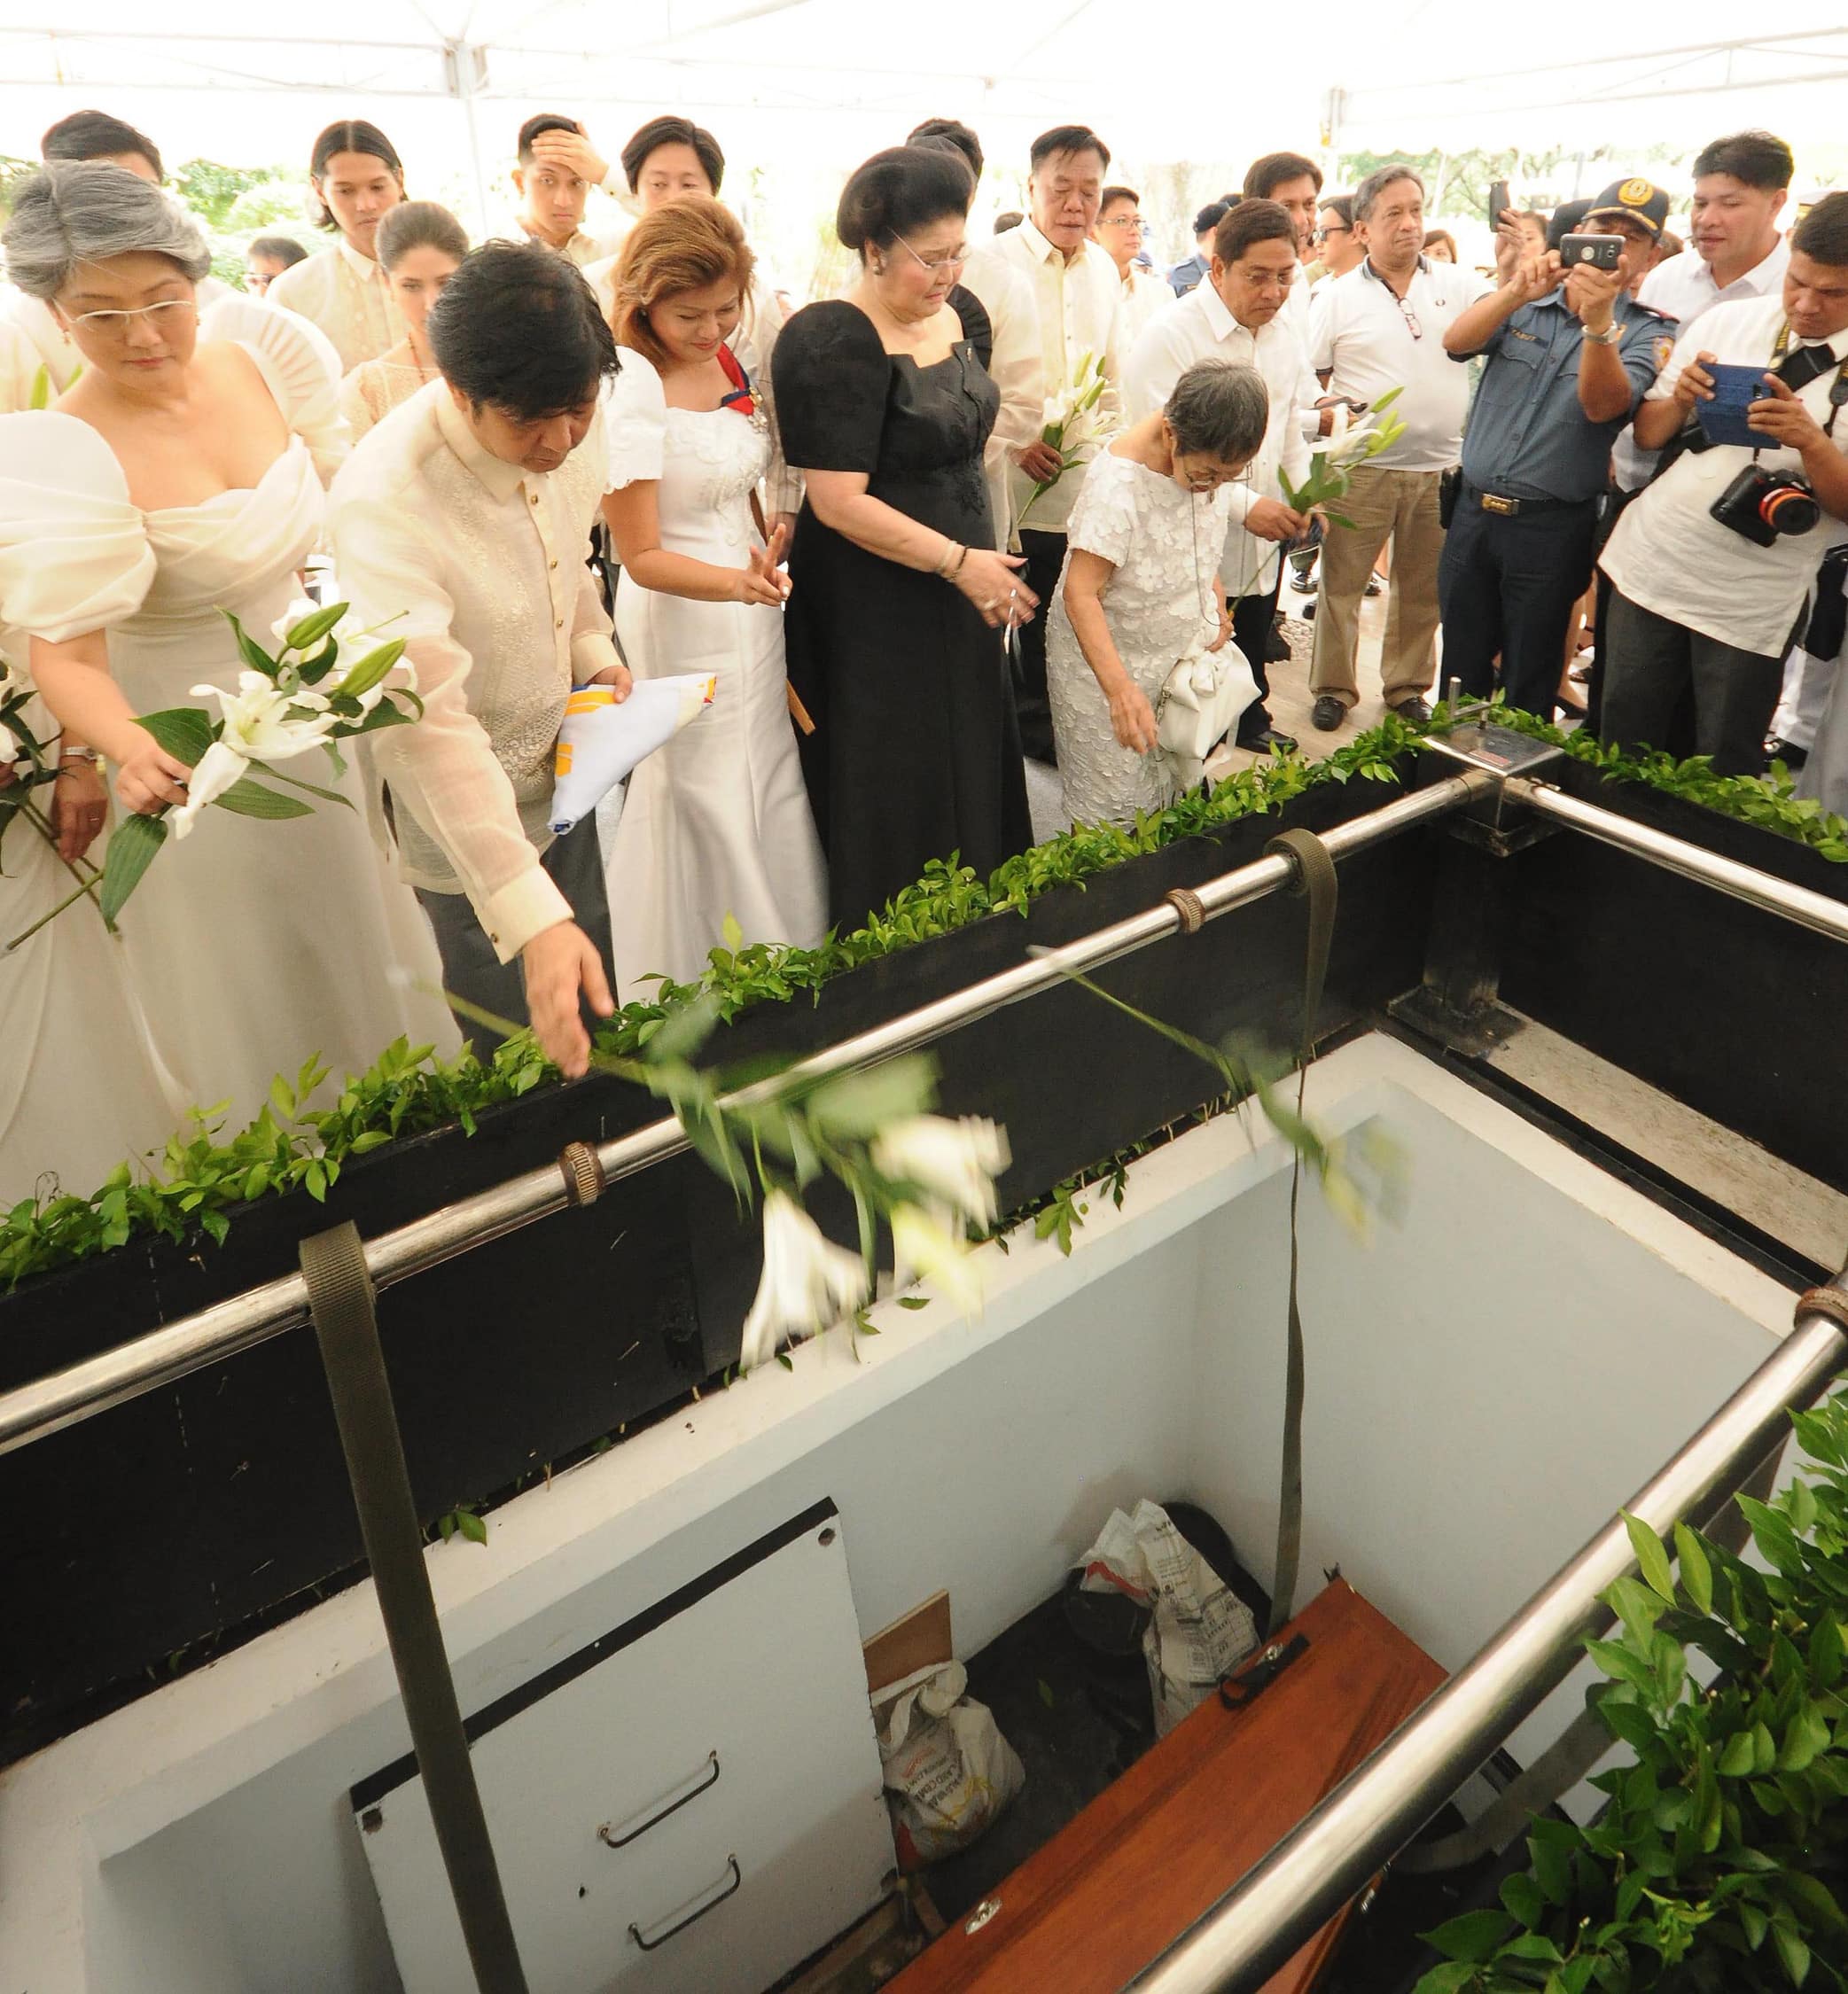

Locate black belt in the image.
[1462,481,1594,518]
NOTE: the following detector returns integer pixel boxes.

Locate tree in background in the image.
[173,158,310,292]
[1334,144,1688,223]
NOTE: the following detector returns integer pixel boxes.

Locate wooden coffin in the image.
[890,1579,1444,1994]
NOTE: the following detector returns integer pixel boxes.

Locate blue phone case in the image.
[1696,362,1772,449]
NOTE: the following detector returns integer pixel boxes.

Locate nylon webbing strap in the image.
[1262,828,1338,1638]
[300,1222,530,1994]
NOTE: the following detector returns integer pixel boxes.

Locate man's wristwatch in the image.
[1581,323,1622,347]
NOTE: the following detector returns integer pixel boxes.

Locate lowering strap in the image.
[300,1221,531,1994]
[1261,828,1338,1638]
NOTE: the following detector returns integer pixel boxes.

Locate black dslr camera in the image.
[1709,463,1822,547]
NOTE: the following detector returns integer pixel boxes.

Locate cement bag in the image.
[1080,1498,1258,1735]
[876,1660,1025,1870]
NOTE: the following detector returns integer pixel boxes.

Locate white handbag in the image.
[1155,638,1261,783]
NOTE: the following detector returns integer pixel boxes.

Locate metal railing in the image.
[5,752,1847,1466]
[1127,1281,1848,1992]
[0,774,1485,1457]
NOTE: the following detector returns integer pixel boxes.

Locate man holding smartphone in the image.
[1437,179,1671,720]
[1599,193,1848,775]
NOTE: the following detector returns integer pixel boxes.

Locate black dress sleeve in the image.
[948,284,993,373]
[771,301,891,474]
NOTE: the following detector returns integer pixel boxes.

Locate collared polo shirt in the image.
[1602,291,1848,655]
[1310,255,1493,471]
[1613,235,1790,489]
[1460,290,1665,504]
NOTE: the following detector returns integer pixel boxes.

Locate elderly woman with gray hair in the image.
[0,162,451,1164]
[1046,357,1269,826]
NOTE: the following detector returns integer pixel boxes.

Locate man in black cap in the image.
[1437,180,1672,720]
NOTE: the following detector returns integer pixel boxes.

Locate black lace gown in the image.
[773,288,1032,932]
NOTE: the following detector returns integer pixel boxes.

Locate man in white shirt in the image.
[331,245,630,1078]
[963,122,1122,763]
[1127,199,1314,752]
[1307,166,1492,729]
[1311,195,1365,295]
[1600,194,1848,777]
[1093,184,1171,351]
[507,114,630,269]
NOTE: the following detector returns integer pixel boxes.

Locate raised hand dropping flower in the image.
[1279,385,1408,527]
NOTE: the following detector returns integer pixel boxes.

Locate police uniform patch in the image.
[1618,177,1653,206]
[1654,336,1674,369]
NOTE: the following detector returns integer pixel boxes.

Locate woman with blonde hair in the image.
[599,195,824,993]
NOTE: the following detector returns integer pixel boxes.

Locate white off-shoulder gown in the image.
[0,303,455,1196]
[600,347,825,997]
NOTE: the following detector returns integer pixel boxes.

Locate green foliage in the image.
[1485,704,1848,866]
[1413,1382,1848,1994]
[7,697,1839,1288]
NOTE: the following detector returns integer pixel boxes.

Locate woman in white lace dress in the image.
[0,165,454,1180]
[1047,359,1271,827]
[599,197,825,996]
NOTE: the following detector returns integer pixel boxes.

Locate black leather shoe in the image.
[1766,735,1810,770]
[1311,695,1345,732]
[1388,695,1431,726]
[1237,721,1298,754]
[1265,617,1292,664]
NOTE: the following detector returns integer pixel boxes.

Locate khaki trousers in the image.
[1308,463,1445,709]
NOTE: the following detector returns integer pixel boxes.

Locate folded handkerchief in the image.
[549,673,716,835]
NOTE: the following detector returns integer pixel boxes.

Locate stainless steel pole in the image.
[1126,1287,1848,1994]
[0,775,1485,1457]
[1509,777,1848,946]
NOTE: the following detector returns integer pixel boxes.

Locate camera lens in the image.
[1760,483,1821,536]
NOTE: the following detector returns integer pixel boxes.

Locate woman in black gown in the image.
[773,145,1035,931]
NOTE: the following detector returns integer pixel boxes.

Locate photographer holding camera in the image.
[1600,192,1848,775]
[1438,179,1672,720]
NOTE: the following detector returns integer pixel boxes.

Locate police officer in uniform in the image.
[1438,179,1673,718]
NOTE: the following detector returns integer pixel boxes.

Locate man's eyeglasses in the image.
[1313,224,1352,244]
[1098,214,1148,232]
[1393,292,1423,340]
[63,298,196,337]
[892,232,970,275]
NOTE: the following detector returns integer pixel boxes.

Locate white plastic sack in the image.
[875,1660,1025,1870]
[1080,1498,1259,1736]
[547,672,715,835]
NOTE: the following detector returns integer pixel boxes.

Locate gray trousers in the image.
[1600,587,1788,778]
[415,817,615,1056]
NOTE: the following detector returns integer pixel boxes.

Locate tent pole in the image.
[445,37,494,238]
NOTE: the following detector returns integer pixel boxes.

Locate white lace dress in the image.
[600,347,825,997]
[1046,447,1235,827]
[0,302,456,1184]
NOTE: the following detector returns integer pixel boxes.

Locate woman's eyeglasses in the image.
[892,232,970,275]
[64,298,196,336]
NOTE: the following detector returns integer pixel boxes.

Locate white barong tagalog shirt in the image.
[328,380,619,962]
[1124,277,1314,599]
[963,218,1123,538]
[266,238,404,375]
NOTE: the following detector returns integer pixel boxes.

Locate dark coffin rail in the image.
[1,772,1438,1757]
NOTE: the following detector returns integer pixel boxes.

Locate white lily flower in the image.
[870,1115,1010,1227]
[168,739,248,840]
[889,1202,986,1313]
[191,672,336,764]
[738,1189,869,1370]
